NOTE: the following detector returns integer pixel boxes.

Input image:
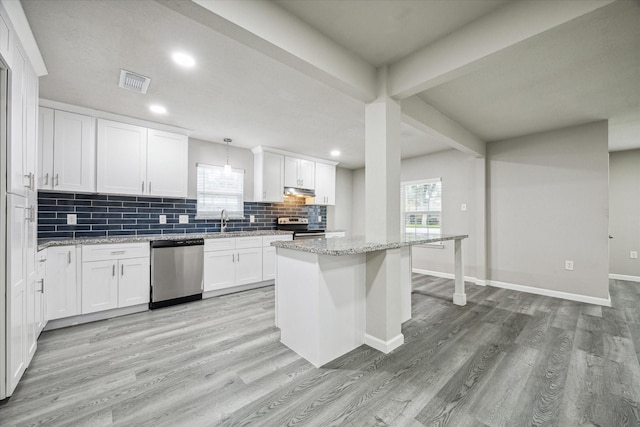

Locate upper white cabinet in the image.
[8,44,25,196]
[253,147,284,202]
[97,119,147,196]
[307,162,336,206]
[38,108,95,192]
[146,129,188,197]
[96,119,188,197]
[284,156,314,190]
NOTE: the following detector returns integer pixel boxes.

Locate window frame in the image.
[400,177,442,245]
[195,163,245,220]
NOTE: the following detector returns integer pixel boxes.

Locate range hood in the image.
[283,187,315,197]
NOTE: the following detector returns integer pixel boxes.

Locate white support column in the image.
[364,66,404,353]
[453,238,467,306]
[475,157,487,286]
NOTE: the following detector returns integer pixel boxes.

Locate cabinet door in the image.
[236,247,263,286]
[8,46,25,196]
[262,246,276,281]
[53,110,95,192]
[38,107,54,190]
[284,156,299,188]
[146,129,188,197]
[25,196,37,363]
[118,257,150,307]
[298,159,315,190]
[24,65,38,198]
[262,152,284,202]
[96,119,147,195]
[203,250,235,291]
[82,260,118,314]
[46,246,79,320]
[312,163,336,205]
[35,250,47,335]
[7,195,27,393]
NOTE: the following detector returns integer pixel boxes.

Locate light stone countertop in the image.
[37,230,294,251]
[271,234,468,256]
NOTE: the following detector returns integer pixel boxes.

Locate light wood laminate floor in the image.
[2,275,640,426]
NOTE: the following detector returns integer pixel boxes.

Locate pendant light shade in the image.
[224,138,232,175]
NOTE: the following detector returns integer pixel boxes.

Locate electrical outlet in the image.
[318,216,322,222]
[66,214,77,225]
[179,215,189,224]
[630,251,638,259]
[159,215,167,224]
[461,203,467,212]
[250,215,255,223]
[565,260,574,271]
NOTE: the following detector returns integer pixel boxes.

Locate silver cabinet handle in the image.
[68,250,71,264]
[44,173,49,186]
[232,253,235,263]
[30,205,35,222]
[148,182,151,193]
[121,264,124,276]
[24,173,34,189]
[263,192,266,199]
[112,264,115,277]
[37,278,44,293]
[110,250,126,255]
[237,252,240,262]
[55,174,59,186]
[142,181,145,193]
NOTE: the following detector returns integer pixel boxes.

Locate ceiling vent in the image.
[118,69,151,94]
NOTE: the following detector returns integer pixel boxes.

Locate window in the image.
[401,178,442,240]
[196,163,244,219]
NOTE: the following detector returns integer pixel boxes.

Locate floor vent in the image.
[118,69,151,94]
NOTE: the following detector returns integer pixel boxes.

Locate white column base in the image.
[364,333,404,354]
[453,292,467,306]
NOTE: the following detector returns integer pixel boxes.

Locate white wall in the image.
[609,149,640,279]
[351,168,366,236]
[327,167,353,234]
[187,138,254,201]
[487,121,610,299]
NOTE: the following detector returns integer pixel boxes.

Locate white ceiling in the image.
[22,0,640,169]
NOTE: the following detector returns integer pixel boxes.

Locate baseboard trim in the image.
[609,274,640,283]
[203,280,274,299]
[364,333,404,354]
[487,280,612,307]
[412,268,485,286]
[44,304,148,331]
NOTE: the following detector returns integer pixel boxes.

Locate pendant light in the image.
[224,138,232,175]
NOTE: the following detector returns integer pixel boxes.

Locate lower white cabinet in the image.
[262,234,293,281]
[35,249,47,337]
[204,237,263,292]
[46,245,80,321]
[81,243,150,314]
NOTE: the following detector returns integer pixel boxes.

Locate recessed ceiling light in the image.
[171,52,195,68]
[330,150,340,157]
[149,104,167,114]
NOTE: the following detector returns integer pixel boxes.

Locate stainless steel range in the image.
[277,217,326,240]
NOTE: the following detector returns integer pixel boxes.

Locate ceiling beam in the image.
[388,0,616,100]
[401,96,485,158]
[156,0,377,102]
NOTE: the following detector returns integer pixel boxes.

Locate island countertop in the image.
[37,230,294,251]
[271,234,468,256]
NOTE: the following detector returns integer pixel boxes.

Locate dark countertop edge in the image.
[37,230,294,251]
[271,234,469,256]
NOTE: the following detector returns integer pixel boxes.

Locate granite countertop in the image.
[37,230,294,251]
[271,234,468,256]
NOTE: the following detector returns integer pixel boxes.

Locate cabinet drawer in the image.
[236,236,262,249]
[262,234,293,247]
[82,243,150,262]
[204,238,236,252]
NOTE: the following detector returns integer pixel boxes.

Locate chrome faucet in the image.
[220,209,229,233]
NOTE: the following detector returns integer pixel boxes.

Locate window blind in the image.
[401,178,442,240]
[196,163,244,219]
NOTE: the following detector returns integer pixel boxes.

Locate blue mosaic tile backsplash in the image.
[37,191,326,239]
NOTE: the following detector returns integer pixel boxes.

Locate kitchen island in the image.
[272,234,468,367]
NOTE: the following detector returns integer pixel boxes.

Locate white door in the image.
[8,47,25,196]
[236,247,263,286]
[146,129,188,197]
[203,250,236,291]
[53,110,94,192]
[25,197,37,363]
[298,159,315,190]
[263,152,284,202]
[24,65,37,197]
[7,195,27,393]
[262,246,276,281]
[118,257,150,307]
[38,107,54,190]
[96,119,147,195]
[82,260,118,314]
[314,163,336,205]
[46,246,79,320]
[35,250,47,335]
[284,156,299,188]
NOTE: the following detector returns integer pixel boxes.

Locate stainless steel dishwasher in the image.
[150,238,204,309]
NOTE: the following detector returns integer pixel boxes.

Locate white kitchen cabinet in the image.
[203,237,263,292]
[253,147,284,202]
[81,243,150,314]
[306,162,336,206]
[262,234,293,281]
[284,156,314,190]
[8,45,25,196]
[35,250,47,336]
[46,246,80,320]
[38,108,95,192]
[146,129,188,197]
[96,119,147,195]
